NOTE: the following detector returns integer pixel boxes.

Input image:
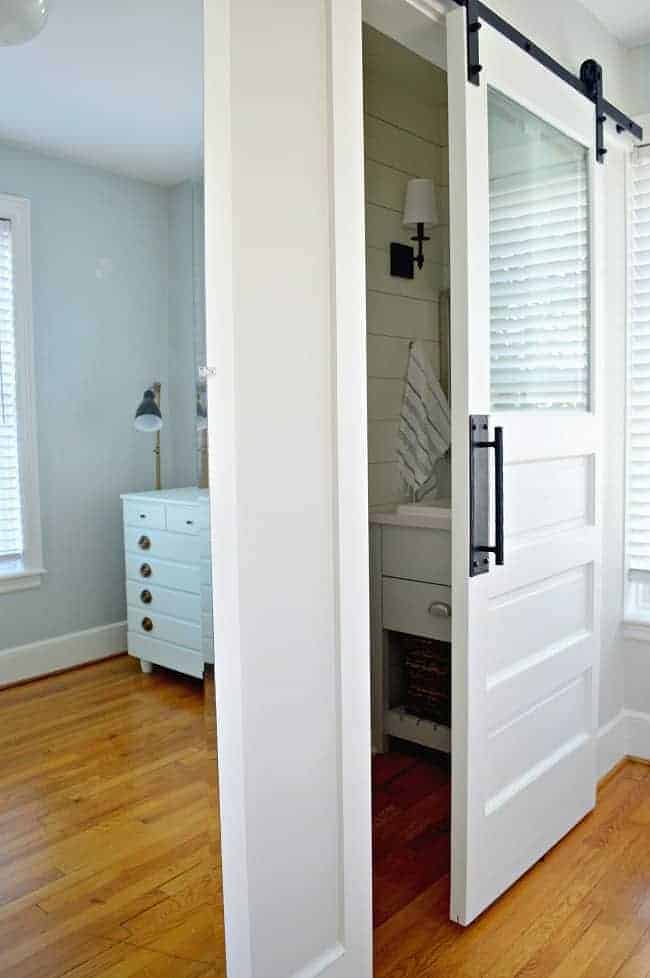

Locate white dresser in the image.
[370,503,451,754]
[121,488,214,678]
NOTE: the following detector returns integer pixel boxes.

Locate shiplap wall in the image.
[363,25,449,509]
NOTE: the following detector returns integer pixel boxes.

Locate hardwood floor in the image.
[0,655,225,978]
[373,748,451,928]
[374,757,650,978]
[6,658,650,978]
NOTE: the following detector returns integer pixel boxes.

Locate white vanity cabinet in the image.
[370,508,451,754]
[121,488,214,678]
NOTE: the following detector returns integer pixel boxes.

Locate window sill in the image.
[0,562,46,595]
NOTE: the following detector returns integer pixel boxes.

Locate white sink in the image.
[397,497,451,517]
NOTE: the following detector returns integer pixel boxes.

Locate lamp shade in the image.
[134,389,163,432]
[402,178,438,229]
[0,0,48,45]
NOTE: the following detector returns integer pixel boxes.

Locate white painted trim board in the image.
[0,621,127,688]
[597,709,650,780]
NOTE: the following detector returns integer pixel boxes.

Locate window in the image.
[488,89,591,412]
[0,195,43,593]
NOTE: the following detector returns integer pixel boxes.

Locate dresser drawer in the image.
[382,525,451,586]
[125,554,200,593]
[124,526,199,563]
[124,499,166,531]
[166,504,199,535]
[382,578,452,642]
[128,607,201,650]
[128,633,204,678]
[126,580,201,621]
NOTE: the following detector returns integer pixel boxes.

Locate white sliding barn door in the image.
[204,0,373,976]
[448,9,602,924]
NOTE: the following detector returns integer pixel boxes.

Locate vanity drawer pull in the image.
[140,589,153,605]
[138,535,151,551]
[428,601,451,618]
[140,562,152,579]
[141,617,154,632]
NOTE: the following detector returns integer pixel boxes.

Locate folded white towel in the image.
[397,340,451,501]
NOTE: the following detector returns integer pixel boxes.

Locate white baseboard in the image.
[0,621,127,687]
[597,711,628,780]
[626,710,650,762]
[598,709,650,780]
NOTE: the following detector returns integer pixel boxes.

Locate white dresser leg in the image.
[140,659,153,674]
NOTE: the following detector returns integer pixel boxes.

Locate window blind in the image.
[0,218,24,559]
[628,145,650,577]
[489,158,590,411]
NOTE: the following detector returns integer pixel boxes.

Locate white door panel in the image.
[448,7,602,924]
[205,0,372,975]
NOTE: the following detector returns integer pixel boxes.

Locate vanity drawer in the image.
[126,580,201,621]
[124,500,166,531]
[166,504,199,535]
[382,578,452,642]
[382,525,451,586]
[125,554,200,593]
[124,526,199,563]
[128,633,204,679]
[128,607,201,650]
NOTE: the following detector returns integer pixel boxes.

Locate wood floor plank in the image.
[0,656,224,978]
[374,752,650,978]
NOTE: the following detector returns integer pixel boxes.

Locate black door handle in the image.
[470,416,504,575]
[493,426,504,566]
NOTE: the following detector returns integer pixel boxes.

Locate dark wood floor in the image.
[0,655,225,978]
[373,747,451,928]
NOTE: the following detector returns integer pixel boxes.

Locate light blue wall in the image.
[168,181,200,489]
[0,141,192,650]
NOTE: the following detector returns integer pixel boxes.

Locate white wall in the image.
[624,45,650,116]
[622,50,650,723]
[363,24,450,508]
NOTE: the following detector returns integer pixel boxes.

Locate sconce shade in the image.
[134,389,163,432]
[0,0,48,45]
[402,178,438,229]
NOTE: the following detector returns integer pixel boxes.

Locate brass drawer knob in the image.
[140,562,152,578]
[138,535,151,551]
[140,589,152,605]
[142,617,154,632]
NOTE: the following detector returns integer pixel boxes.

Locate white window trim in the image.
[0,194,44,594]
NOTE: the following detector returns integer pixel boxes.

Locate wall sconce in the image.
[134,382,163,491]
[390,178,438,279]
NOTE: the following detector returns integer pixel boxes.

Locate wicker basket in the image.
[403,638,450,725]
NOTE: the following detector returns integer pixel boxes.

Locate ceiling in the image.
[578,0,650,48]
[0,0,203,186]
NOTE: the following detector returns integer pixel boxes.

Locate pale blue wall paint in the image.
[0,142,200,651]
[168,181,199,489]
